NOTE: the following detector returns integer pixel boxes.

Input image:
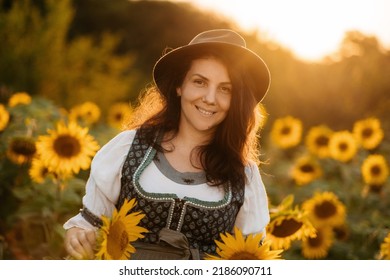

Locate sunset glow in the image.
[174,0,390,62]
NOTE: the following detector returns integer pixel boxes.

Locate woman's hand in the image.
[64,227,97,260]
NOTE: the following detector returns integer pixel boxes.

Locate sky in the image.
[170,0,390,62]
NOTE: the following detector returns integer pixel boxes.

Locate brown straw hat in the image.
[153,29,271,102]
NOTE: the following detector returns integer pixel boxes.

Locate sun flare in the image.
[181,0,390,62]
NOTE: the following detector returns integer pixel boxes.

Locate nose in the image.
[202,87,217,105]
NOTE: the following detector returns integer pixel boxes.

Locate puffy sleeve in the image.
[234,162,270,236]
[63,130,136,230]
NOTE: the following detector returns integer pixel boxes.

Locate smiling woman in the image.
[63,29,272,260]
[176,57,232,135]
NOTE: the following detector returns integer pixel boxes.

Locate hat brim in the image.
[153,42,271,102]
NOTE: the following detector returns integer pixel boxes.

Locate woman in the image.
[64,29,271,260]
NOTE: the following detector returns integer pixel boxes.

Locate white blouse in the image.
[63,130,270,236]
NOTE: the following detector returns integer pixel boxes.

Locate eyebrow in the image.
[191,73,232,85]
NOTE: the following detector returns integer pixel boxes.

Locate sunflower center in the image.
[370,165,381,176]
[300,164,314,173]
[229,251,258,260]
[362,128,373,139]
[314,201,336,219]
[272,218,303,237]
[40,166,49,177]
[53,135,81,158]
[315,136,329,147]
[333,225,348,241]
[308,230,323,248]
[338,142,348,152]
[10,138,36,156]
[115,113,123,121]
[281,126,291,135]
[107,221,129,259]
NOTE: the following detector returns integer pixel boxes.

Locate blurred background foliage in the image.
[1,0,389,127]
[0,0,389,260]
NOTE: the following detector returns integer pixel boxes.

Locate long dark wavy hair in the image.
[127,47,263,189]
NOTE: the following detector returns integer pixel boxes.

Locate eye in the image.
[193,79,206,86]
[219,85,232,94]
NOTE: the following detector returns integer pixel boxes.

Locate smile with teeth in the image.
[195,105,215,116]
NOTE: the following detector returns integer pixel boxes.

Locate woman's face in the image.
[176,57,232,136]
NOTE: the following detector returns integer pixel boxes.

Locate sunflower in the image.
[6,136,37,164]
[29,157,53,183]
[301,226,334,259]
[302,191,346,228]
[270,116,303,149]
[267,208,317,250]
[353,117,384,150]
[36,121,100,175]
[305,125,333,158]
[0,104,10,131]
[332,224,350,241]
[8,92,32,107]
[107,102,133,130]
[290,155,322,186]
[379,232,390,260]
[328,130,358,162]
[95,198,148,260]
[361,154,389,186]
[204,227,283,260]
[69,102,101,125]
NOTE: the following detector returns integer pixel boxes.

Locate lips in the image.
[195,105,215,116]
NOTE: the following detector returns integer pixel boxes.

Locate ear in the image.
[176,87,182,96]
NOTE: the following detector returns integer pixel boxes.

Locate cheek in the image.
[219,96,232,111]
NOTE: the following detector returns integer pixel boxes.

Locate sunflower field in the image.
[0,92,132,259]
[1,0,390,261]
[259,113,390,260]
[0,91,389,260]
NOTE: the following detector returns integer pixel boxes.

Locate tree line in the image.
[1,0,389,131]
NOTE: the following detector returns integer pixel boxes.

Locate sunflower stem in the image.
[52,175,64,201]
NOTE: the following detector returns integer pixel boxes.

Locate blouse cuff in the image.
[63,212,97,231]
[80,207,103,228]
